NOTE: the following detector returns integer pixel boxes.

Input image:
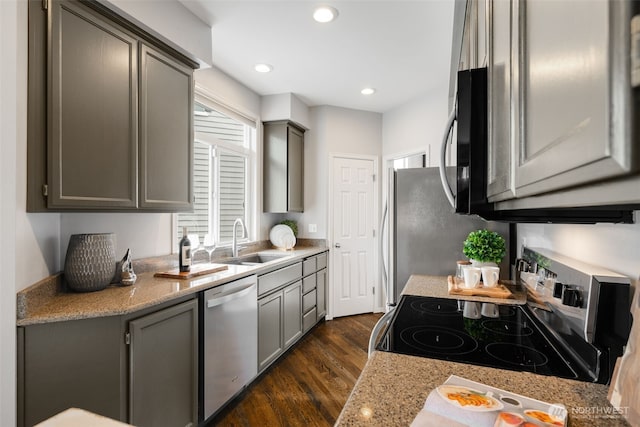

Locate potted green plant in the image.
[462,229,506,267]
[280,219,298,237]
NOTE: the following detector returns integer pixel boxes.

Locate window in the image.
[176,97,256,249]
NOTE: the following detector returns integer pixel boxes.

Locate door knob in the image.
[334,243,341,248]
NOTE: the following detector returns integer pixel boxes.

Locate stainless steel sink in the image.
[217,253,289,266]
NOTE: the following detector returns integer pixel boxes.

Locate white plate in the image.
[436,385,503,412]
[270,224,295,249]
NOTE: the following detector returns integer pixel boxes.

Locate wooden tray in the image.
[447,275,513,299]
[154,263,229,279]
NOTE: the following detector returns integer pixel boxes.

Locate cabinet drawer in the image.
[302,257,317,276]
[317,253,327,270]
[258,262,302,296]
[302,274,316,294]
[303,307,317,332]
[303,289,316,313]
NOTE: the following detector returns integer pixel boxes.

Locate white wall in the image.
[382,86,450,165]
[290,106,382,240]
[1,1,18,423]
[517,218,640,287]
[261,93,311,130]
[106,0,213,67]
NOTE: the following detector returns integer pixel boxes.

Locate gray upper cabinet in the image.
[27,0,196,212]
[263,121,305,213]
[486,0,516,202]
[514,0,638,198]
[48,0,138,208]
[139,44,194,210]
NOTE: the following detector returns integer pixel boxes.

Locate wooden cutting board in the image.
[154,263,229,279]
[447,276,513,299]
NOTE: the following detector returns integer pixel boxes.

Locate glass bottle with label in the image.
[179,227,192,272]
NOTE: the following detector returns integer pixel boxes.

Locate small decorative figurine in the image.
[120,248,137,286]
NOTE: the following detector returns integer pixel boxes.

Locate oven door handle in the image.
[439,105,457,208]
[368,307,396,358]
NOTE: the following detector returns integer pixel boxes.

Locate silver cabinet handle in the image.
[334,243,341,248]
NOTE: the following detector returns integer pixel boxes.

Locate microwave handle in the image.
[439,106,456,208]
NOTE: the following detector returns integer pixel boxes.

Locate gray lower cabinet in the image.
[129,299,198,427]
[258,290,284,372]
[301,252,328,326]
[258,279,302,372]
[263,121,305,213]
[316,268,327,320]
[18,316,124,427]
[17,298,198,427]
[27,0,196,212]
[283,281,303,348]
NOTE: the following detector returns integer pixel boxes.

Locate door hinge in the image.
[372,174,376,182]
[372,286,375,295]
[372,229,375,237]
[42,184,48,197]
[42,0,48,10]
[125,332,131,345]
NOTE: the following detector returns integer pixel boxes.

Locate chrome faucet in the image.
[232,218,247,257]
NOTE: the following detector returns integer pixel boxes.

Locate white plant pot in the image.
[470,259,498,268]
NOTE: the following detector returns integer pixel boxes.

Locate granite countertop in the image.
[17,246,328,326]
[336,352,628,426]
[336,274,628,427]
[402,274,527,305]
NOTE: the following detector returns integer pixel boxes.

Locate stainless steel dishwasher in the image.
[202,274,257,421]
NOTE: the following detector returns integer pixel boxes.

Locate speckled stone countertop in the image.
[336,274,628,427]
[17,246,327,326]
[401,274,527,305]
[336,352,628,426]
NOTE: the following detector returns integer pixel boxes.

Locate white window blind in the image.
[176,100,254,248]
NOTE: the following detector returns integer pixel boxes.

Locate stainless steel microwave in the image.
[438,68,635,224]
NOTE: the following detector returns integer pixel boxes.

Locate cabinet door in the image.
[258,291,283,372]
[139,44,194,211]
[487,0,516,201]
[263,121,305,213]
[283,281,302,348]
[287,126,304,212]
[316,268,327,320]
[516,0,636,198]
[19,317,124,427]
[129,299,198,427]
[49,0,138,209]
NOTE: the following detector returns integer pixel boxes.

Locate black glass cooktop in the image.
[377,295,585,380]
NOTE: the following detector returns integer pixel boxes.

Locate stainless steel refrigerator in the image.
[383,167,510,304]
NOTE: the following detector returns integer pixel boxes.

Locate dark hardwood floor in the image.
[209,313,382,427]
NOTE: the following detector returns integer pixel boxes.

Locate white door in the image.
[331,156,376,317]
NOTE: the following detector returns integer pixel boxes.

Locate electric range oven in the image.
[377,296,588,381]
[375,248,632,384]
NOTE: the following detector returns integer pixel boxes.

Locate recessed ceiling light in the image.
[254,63,273,73]
[313,6,338,23]
[361,87,376,95]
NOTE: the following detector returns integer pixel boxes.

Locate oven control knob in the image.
[553,282,564,298]
[562,288,583,308]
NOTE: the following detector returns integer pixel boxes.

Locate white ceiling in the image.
[179,0,455,113]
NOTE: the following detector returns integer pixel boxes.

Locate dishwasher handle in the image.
[206,282,256,308]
